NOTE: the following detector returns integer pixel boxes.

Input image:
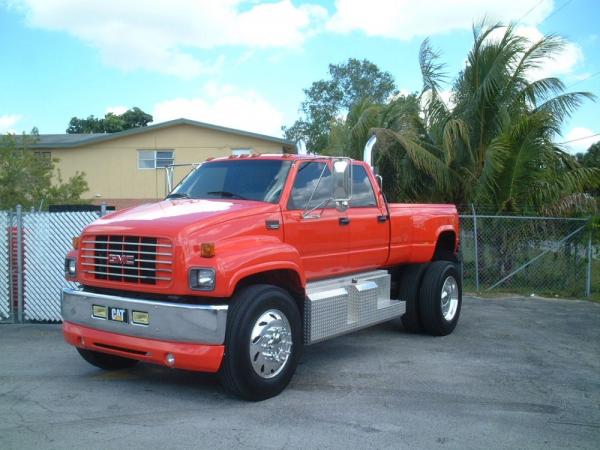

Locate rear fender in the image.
[434,225,458,256]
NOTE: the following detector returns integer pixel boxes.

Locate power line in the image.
[557,133,600,144]
[567,71,600,89]
[540,0,575,24]
[516,0,574,25]
[517,0,547,23]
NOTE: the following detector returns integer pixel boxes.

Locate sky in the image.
[1,0,599,154]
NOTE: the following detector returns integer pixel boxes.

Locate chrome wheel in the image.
[441,276,459,321]
[249,309,293,379]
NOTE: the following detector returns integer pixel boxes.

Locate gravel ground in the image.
[0,296,599,450]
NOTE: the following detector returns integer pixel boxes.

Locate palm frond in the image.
[534,91,596,122]
[373,128,454,191]
[419,38,447,95]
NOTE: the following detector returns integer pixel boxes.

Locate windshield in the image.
[167,159,292,203]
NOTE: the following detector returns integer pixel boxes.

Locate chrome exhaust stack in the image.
[296,139,308,156]
[363,135,377,170]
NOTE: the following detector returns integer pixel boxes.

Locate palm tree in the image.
[367,21,598,213]
[326,94,427,201]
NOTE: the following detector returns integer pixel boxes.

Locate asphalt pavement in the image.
[1,296,599,450]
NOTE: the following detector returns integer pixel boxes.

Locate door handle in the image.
[339,217,350,226]
[377,215,388,223]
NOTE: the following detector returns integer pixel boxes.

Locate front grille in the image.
[80,235,173,286]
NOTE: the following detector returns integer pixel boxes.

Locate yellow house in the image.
[30,118,296,209]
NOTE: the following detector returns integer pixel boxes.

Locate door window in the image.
[350,165,377,207]
[288,162,333,210]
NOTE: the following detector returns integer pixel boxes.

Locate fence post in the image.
[585,228,592,297]
[471,204,480,291]
[15,205,24,323]
[7,211,14,323]
[100,202,107,217]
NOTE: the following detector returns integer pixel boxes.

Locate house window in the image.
[138,150,174,169]
[232,148,252,156]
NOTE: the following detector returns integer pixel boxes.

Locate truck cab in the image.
[62,143,461,400]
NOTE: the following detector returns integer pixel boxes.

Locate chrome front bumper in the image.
[61,288,228,345]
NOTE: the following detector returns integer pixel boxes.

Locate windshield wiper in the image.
[165,192,190,199]
[207,191,248,200]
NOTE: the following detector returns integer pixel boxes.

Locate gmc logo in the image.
[107,254,135,266]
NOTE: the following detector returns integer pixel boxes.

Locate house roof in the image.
[24,118,296,150]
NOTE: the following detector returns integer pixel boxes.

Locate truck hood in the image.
[84,199,280,240]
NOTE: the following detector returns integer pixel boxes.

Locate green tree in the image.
[576,141,600,168]
[283,58,397,152]
[121,107,153,129]
[0,133,89,209]
[66,115,105,133]
[367,22,599,213]
[66,107,153,134]
[326,94,424,201]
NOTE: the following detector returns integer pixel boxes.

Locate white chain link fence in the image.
[23,211,100,321]
[0,212,10,320]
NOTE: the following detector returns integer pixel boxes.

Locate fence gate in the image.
[460,214,594,298]
[0,212,10,321]
[23,211,100,322]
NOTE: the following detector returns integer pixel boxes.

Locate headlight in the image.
[64,258,77,277]
[189,268,215,291]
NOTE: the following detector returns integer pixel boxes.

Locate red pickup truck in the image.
[62,140,461,400]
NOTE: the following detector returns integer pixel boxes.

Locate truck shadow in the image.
[86,320,415,400]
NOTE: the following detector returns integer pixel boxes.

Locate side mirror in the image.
[331,158,352,203]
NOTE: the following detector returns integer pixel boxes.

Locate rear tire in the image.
[76,348,139,370]
[418,261,462,336]
[398,264,428,333]
[219,284,302,401]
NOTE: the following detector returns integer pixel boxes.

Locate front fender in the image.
[191,235,305,298]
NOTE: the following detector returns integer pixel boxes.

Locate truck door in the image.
[345,164,389,271]
[282,160,349,280]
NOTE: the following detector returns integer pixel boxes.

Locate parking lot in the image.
[1,296,599,449]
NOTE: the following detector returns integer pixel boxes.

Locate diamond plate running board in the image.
[304,270,405,344]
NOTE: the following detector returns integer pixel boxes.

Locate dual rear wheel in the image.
[399,260,462,336]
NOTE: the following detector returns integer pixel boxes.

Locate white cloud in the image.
[152,83,285,137]
[327,0,554,39]
[105,105,128,116]
[0,114,22,133]
[487,26,583,81]
[14,0,327,78]
[563,127,599,155]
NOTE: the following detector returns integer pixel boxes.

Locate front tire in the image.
[418,261,462,336]
[76,348,139,370]
[219,284,302,401]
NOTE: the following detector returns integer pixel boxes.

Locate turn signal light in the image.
[201,242,215,258]
[72,236,80,250]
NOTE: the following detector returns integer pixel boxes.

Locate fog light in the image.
[92,305,107,319]
[165,353,175,367]
[65,258,77,277]
[132,310,149,325]
[189,268,216,291]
